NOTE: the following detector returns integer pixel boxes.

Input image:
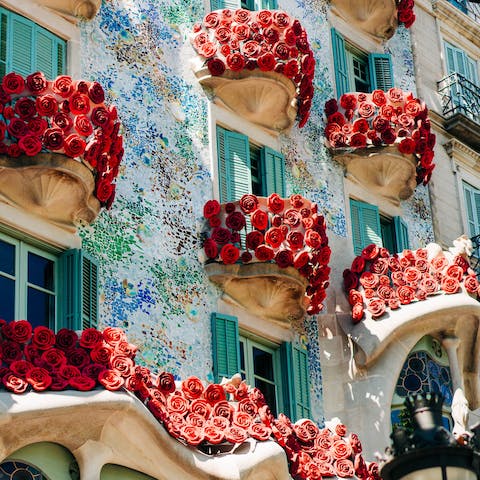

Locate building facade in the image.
[0,0,480,478]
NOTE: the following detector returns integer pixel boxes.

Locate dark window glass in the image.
[0,460,46,479]
[28,252,54,290]
[27,288,54,328]
[253,346,274,380]
[0,276,15,321]
[240,340,245,372]
[250,145,262,196]
[0,239,15,275]
[255,378,277,416]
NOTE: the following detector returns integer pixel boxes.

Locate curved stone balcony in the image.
[191,9,315,132]
[324,89,435,203]
[36,0,101,20]
[200,194,331,323]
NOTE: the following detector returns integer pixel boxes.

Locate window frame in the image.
[209,0,278,11]
[462,180,480,237]
[444,40,479,85]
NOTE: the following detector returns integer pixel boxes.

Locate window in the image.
[0,6,67,79]
[210,0,278,10]
[211,313,311,421]
[447,0,468,14]
[391,335,453,432]
[0,461,47,479]
[463,181,480,237]
[0,231,98,330]
[216,125,285,203]
[331,28,394,98]
[444,41,478,85]
[350,199,409,255]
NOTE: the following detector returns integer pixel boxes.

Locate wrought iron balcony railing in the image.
[470,234,480,278]
[448,0,480,23]
[438,72,480,123]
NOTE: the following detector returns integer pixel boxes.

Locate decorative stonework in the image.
[0,153,100,230]
[190,9,315,132]
[36,0,101,20]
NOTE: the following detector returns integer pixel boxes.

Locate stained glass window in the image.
[0,461,46,480]
[391,336,453,430]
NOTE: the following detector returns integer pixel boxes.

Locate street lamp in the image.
[380,393,480,480]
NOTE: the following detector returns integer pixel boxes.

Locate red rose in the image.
[446,264,464,281]
[14,97,36,120]
[96,179,114,203]
[226,53,245,72]
[397,284,416,304]
[181,375,204,399]
[98,369,124,390]
[80,328,103,349]
[7,118,28,138]
[295,418,320,443]
[90,345,114,364]
[267,193,285,214]
[220,243,240,264]
[69,375,96,391]
[264,227,283,248]
[250,208,268,230]
[464,275,479,294]
[350,133,367,148]
[70,93,90,115]
[367,299,386,318]
[52,112,73,132]
[286,231,304,250]
[9,320,32,343]
[336,459,355,478]
[372,90,387,106]
[26,366,52,391]
[102,326,126,346]
[53,75,73,97]
[257,52,276,71]
[275,249,293,268]
[255,244,275,262]
[332,439,353,460]
[43,127,64,150]
[74,114,94,137]
[340,94,357,110]
[398,138,416,154]
[441,276,460,294]
[204,383,226,405]
[207,58,226,76]
[343,269,359,291]
[404,266,422,285]
[213,401,234,420]
[431,255,448,272]
[203,199,221,218]
[246,230,264,250]
[239,194,258,214]
[82,363,106,380]
[3,372,29,393]
[36,94,58,116]
[91,106,111,128]
[359,271,379,289]
[63,134,86,158]
[2,72,25,94]
[27,117,47,137]
[225,425,249,443]
[358,102,376,118]
[32,326,56,349]
[203,238,219,259]
[88,81,105,104]
[381,127,397,144]
[41,348,67,369]
[283,208,302,228]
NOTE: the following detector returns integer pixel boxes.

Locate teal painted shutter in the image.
[261,146,285,197]
[281,342,311,421]
[0,10,7,77]
[368,53,393,91]
[331,28,349,98]
[393,216,410,253]
[257,0,278,8]
[350,199,382,255]
[210,0,224,9]
[466,56,478,85]
[445,42,456,75]
[56,40,66,76]
[212,0,241,8]
[211,313,240,383]
[464,182,480,237]
[36,29,54,78]
[10,12,33,76]
[59,249,99,331]
[217,126,251,202]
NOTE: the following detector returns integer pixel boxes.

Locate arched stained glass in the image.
[391,335,453,430]
[0,461,46,480]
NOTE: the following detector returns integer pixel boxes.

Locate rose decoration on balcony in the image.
[325,88,435,187]
[0,319,379,480]
[191,9,315,129]
[397,0,416,28]
[201,193,331,316]
[0,71,123,208]
[343,241,479,324]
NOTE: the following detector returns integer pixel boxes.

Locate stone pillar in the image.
[442,336,463,391]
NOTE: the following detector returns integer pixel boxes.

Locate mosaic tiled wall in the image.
[79,0,433,425]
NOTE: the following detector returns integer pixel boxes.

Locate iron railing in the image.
[437,72,480,123]
[448,0,480,23]
[470,234,480,278]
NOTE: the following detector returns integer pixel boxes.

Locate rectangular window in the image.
[447,0,468,14]
[210,0,278,10]
[350,199,409,255]
[444,41,478,85]
[0,6,67,79]
[463,181,480,237]
[211,313,311,421]
[216,125,285,202]
[0,231,98,331]
[331,28,394,97]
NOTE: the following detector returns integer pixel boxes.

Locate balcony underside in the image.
[444,112,480,152]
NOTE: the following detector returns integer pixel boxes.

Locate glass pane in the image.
[255,378,277,416]
[0,240,15,275]
[28,252,54,290]
[240,340,245,373]
[253,346,274,380]
[27,288,54,328]
[0,276,15,321]
[0,460,46,479]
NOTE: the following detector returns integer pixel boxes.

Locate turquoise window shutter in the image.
[393,216,410,253]
[463,182,480,237]
[211,313,240,383]
[281,342,311,421]
[257,0,278,8]
[350,199,382,255]
[0,11,7,78]
[59,249,99,331]
[210,0,224,9]
[331,28,349,98]
[368,53,394,91]
[211,0,241,9]
[36,29,54,78]
[261,146,286,197]
[217,126,251,202]
[56,41,66,76]
[10,12,33,76]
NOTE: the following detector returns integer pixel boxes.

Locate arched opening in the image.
[391,335,454,431]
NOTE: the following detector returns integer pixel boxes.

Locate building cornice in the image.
[444,138,480,171]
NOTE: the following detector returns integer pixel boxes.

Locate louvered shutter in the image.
[368,53,393,91]
[261,146,285,197]
[350,199,382,256]
[466,56,478,85]
[281,342,311,421]
[10,13,33,76]
[0,10,7,78]
[56,41,66,76]
[36,29,54,78]
[258,0,278,8]
[217,126,251,202]
[393,216,410,253]
[445,42,456,75]
[211,313,240,383]
[331,28,349,98]
[59,249,99,331]
[211,0,241,9]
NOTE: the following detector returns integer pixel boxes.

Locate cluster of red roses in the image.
[397,0,416,28]
[0,71,123,208]
[343,244,479,323]
[191,9,315,128]
[0,320,137,393]
[202,193,331,315]
[324,88,435,186]
[272,417,380,480]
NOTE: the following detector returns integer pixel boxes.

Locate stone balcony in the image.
[324,89,435,203]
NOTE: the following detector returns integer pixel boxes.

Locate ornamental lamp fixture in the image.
[380,393,480,480]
